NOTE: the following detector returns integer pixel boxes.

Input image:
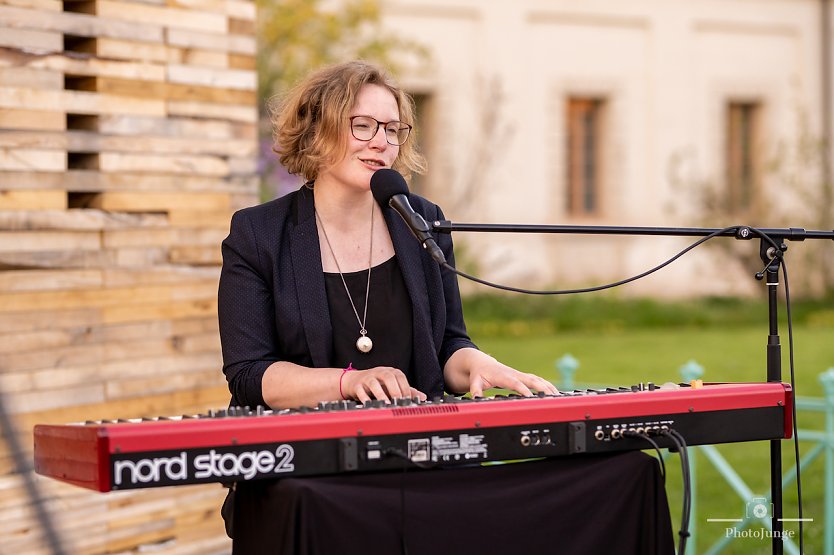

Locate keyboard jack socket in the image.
[610,429,622,440]
[594,430,605,440]
[520,434,531,447]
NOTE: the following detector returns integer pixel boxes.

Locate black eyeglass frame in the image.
[348,115,413,146]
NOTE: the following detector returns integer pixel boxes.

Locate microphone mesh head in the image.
[370,168,409,205]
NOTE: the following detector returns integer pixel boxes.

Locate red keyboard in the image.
[34,381,792,491]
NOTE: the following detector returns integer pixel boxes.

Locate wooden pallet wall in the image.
[0,0,258,552]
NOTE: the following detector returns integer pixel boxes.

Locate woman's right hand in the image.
[341,366,427,403]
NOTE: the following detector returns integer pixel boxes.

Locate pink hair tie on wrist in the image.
[339,363,355,400]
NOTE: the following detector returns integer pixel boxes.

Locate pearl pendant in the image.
[356,335,373,353]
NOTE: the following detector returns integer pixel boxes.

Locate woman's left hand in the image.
[443,348,559,398]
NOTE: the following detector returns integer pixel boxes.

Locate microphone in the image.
[370,169,446,265]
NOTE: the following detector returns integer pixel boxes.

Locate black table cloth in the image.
[231,451,674,555]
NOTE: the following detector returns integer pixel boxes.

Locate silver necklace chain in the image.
[315,201,374,352]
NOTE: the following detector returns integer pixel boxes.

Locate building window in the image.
[726,102,760,213]
[566,98,604,216]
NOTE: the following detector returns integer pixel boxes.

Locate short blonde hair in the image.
[269,61,427,182]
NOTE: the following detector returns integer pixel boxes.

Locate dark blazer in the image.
[218,185,476,407]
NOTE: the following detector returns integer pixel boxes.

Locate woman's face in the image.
[318,84,400,193]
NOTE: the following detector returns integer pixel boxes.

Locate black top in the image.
[218,185,476,406]
[323,255,413,379]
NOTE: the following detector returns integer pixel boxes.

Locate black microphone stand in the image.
[759,236,788,553]
[433,221,834,555]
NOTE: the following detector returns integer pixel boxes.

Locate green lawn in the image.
[472,324,834,554]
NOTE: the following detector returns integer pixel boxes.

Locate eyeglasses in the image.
[349,115,412,146]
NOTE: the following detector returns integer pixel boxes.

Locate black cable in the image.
[382,448,440,555]
[383,447,437,470]
[399,459,409,555]
[441,226,738,295]
[669,430,692,545]
[782,263,804,553]
[660,429,691,555]
[380,448,412,555]
[439,222,804,550]
[622,430,666,481]
[671,431,691,554]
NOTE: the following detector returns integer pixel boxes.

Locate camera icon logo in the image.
[746,497,773,520]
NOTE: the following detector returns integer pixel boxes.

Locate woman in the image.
[217,62,672,555]
[218,60,556,412]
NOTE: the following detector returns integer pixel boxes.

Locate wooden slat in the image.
[5,383,106,414]
[0,190,67,209]
[95,0,228,33]
[0,0,62,11]
[228,16,255,35]
[0,130,68,149]
[2,358,222,414]
[0,269,102,292]
[0,5,164,42]
[0,67,63,89]
[0,362,103,393]
[93,36,174,63]
[173,331,221,353]
[0,86,166,116]
[170,0,255,20]
[96,152,230,176]
[110,246,173,267]
[0,149,66,172]
[181,48,230,68]
[87,191,231,211]
[101,228,177,248]
[228,156,257,175]
[0,48,166,81]
[228,52,255,70]
[0,328,87,355]
[167,99,256,123]
[9,384,229,431]
[0,308,100,334]
[102,298,218,324]
[0,27,62,51]
[0,171,254,195]
[0,209,168,231]
[93,114,240,138]
[167,209,235,228]
[0,281,218,312]
[167,63,255,90]
[65,130,256,157]
[78,75,256,104]
[106,367,224,399]
[0,249,117,269]
[0,107,65,131]
[166,27,256,55]
[0,341,102,373]
[103,227,226,248]
[169,245,222,265]
[0,230,101,253]
[102,267,220,286]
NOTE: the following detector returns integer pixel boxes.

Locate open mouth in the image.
[360,159,386,168]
